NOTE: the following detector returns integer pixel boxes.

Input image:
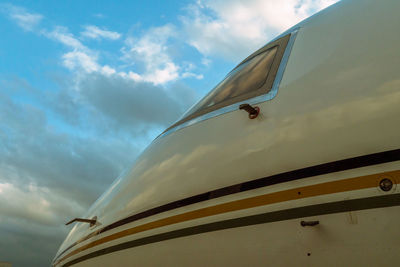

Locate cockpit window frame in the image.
[159,28,299,138]
[185,45,279,118]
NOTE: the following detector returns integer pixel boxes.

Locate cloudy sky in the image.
[0,0,337,266]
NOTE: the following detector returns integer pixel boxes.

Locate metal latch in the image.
[239,103,260,119]
[66,216,97,227]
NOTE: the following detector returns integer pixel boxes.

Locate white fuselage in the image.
[53,0,400,266]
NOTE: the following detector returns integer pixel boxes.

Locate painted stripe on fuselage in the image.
[54,148,400,264]
[56,169,400,266]
[63,193,400,267]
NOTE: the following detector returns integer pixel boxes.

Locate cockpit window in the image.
[193,46,278,111]
[165,34,291,133]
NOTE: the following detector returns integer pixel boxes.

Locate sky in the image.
[0,0,338,266]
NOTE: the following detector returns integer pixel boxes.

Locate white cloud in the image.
[144,62,180,84]
[81,25,121,40]
[0,182,84,226]
[2,5,200,85]
[122,25,181,85]
[0,86,143,265]
[182,72,204,79]
[101,65,117,75]
[62,51,100,73]
[43,26,86,50]
[93,13,105,19]
[0,4,201,266]
[1,7,102,74]
[201,57,211,66]
[44,25,186,85]
[2,4,43,31]
[182,0,338,61]
[11,11,42,31]
[48,24,190,85]
[42,26,105,74]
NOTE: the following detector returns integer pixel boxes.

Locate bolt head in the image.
[379,178,393,192]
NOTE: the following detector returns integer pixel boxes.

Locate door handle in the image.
[300,220,319,227]
[239,103,260,119]
[66,216,97,227]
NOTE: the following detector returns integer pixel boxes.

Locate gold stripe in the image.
[57,170,399,265]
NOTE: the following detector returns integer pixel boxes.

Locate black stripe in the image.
[63,193,400,267]
[55,148,400,261]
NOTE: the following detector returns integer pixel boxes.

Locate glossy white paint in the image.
[54,0,400,265]
[74,206,400,267]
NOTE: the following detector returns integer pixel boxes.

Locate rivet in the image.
[379,178,393,192]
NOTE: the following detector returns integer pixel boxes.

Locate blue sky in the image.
[0,0,337,266]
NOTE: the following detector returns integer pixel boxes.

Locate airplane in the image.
[53,0,400,266]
